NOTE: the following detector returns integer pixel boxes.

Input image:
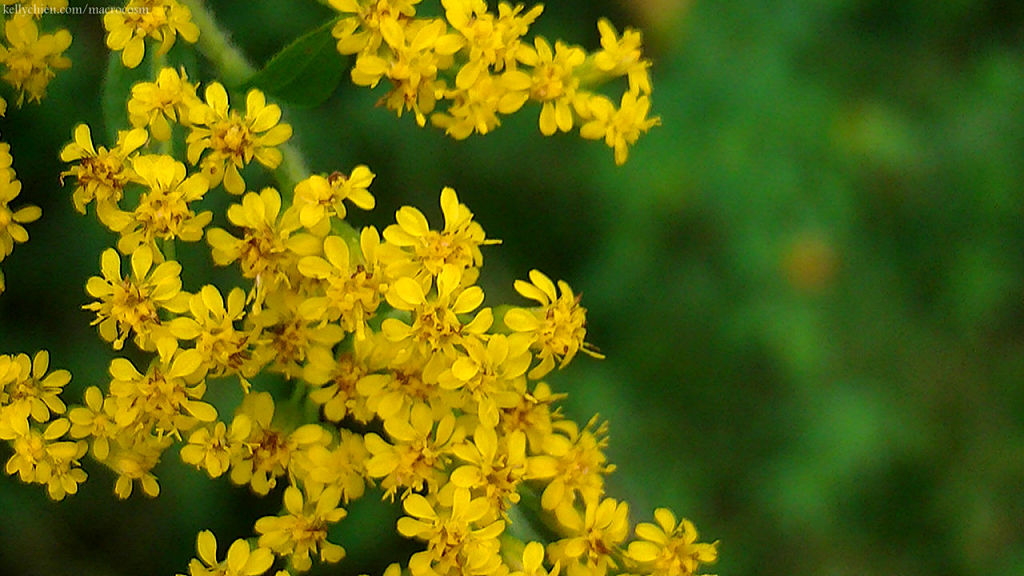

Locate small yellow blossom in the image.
[329,0,420,56]
[627,508,719,576]
[364,402,462,498]
[0,351,70,435]
[187,83,292,194]
[173,285,262,380]
[182,529,275,576]
[0,14,71,104]
[593,18,652,95]
[104,0,199,69]
[128,66,201,141]
[68,385,120,461]
[108,433,169,498]
[252,289,346,380]
[60,124,149,217]
[436,334,531,428]
[528,416,615,511]
[548,497,630,576]
[0,170,40,263]
[180,418,251,479]
[578,91,660,166]
[521,37,586,136]
[442,0,541,72]
[83,245,189,354]
[107,349,215,438]
[297,229,385,338]
[303,340,377,424]
[293,166,376,229]
[450,425,528,514]
[255,482,348,572]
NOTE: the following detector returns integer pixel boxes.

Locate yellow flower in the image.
[503,270,602,379]
[364,402,462,498]
[521,37,586,136]
[187,83,292,195]
[298,430,369,504]
[329,0,421,56]
[173,285,262,381]
[397,488,506,576]
[110,154,212,254]
[107,349,215,438]
[442,0,541,72]
[380,186,498,282]
[303,339,377,424]
[183,530,275,576]
[293,166,376,229]
[255,483,348,572]
[1,418,87,501]
[297,228,385,338]
[206,187,310,310]
[627,508,719,576]
[382,264,493,359]
[450,425,528,514]
[350,18,464,127]
[104,0,199,69]
[128,66,201,141]
[593,18,652,95]
[0,170,40,262]
[68,385,120,461]
[548,497,630,576]
[179,418,251,479]
[431,68,531,139]
[83,245,189,354]
[107,433,169,499]
[251,289,346,380]
[0,14,71,104]
[60,124,149,217]
[528,416,614,512]
[436,334,531,428]
[0,351,70,435]
[578,91,660,166]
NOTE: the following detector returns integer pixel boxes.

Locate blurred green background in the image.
[2,0,1024,575]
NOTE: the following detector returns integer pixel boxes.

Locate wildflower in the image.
[510,541,560,576]
[528,416,615,511]
[182,530,275,576]
[104,0,199,69]
[350,18,463,126]
[436,334,531,428]
[303,342,377,424]
[107,349,215,439]
[396,487,506,576]
[110,154,212,254]
[329,0,420,56]
[503,270,602,379]
[627,508,719,576]
[173,285,262,381]
[450,425,528,514]
[548,497,630,576]
[499,381,565,453]
[297,229,385,338]
[128,66,201,141]
[431,68,531,139]
[0,351,70,433]
[187,83,293,195]
[179,418,251,479]
[68,385,120,460]
[107,433,169,498]
[0,170,40,261]
[83,245,189,355]
[364,402,462,498]
[382,265,493,359]
[380,186,498,282]
[206,187,310,309]
[442,0,542,72]
[252,289,346,380]
[255,483,348,572]
[521,37,586,136]
[60,124,149,217]
[593,18,652,95]
[0,14,71,104]
[293,166,376,229]
[578,91,660,166]
[299,429,369,503]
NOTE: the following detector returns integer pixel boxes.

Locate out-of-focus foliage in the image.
[1,1,1023,575]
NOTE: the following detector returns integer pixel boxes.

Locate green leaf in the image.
[246,17,348,108]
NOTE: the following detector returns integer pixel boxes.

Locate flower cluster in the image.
[331,0,659,164]
[103,0,200,68]
[0,6,72,107]
[0,141,41,294]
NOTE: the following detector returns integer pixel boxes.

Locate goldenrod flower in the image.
[128,66,201,141]
[593,18,652,95]
[528,416,614,511]
[2,418,87,501]
[627,508,719,576]
[107,433,169,498]
[255,483,348,572]
[300,429,369,503]
[0,169,40,262]
[397,487,505,576]
[548,497,630,576]
[173,285,262,380]
[60,124,148,217]
[0,14,71,104]
[83,245,189,354]
[450,424,528,513]
[521,37,586,136]
[0,351,70,435]
[329,0,421,56]
[579,91,660,166]
[187,83,292,195]
[443,0,541,72]
[112,153,212,254]
[436,334,531,428]
[303,340,377,423]
[504,270,602,379]
[380,186,498,282]
[252,289,346,380]
[183,529,275,576]
[68,385,120,461]
[298,229,385,338]
[293,166,376,229]
[180,418,250,479]
[382,265,493,359]
[431,68,531,139]
[108,349,215,438]
[104,0,199,69]
[364,402,462,498]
